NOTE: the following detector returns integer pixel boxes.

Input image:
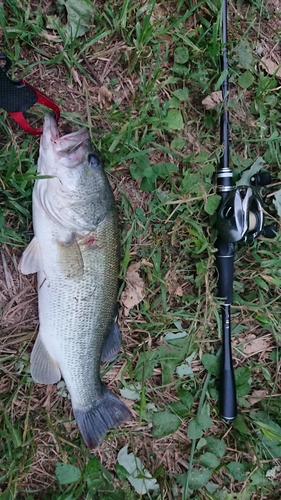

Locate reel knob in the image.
[250,172,271,187]
[261,225,277,239]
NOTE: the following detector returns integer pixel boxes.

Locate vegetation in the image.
[1,0,281,498]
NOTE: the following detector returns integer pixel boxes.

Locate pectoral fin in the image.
[18,237,42,274]
[30,334,61,384]
[57,234,84,279]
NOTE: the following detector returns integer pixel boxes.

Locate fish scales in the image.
[19,114,131,448]
[37,213,119,408]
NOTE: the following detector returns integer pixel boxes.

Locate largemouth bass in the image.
[19,114,131,448]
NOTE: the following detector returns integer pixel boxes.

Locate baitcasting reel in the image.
[216,172,276,244]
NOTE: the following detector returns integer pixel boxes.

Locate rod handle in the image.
[215,239,237,421]
[219,305,237,421]
[215,238,234,304]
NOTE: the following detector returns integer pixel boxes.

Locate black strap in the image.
[0,54,37,112]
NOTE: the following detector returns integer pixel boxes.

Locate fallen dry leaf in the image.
[248,389,267,406]
[261,57,281,79]
[98,85,114,109]
[165,270,183,297]
[202,91,222,110]
[121,262,145,316]
[243,337,271,356]
[152,3,168,20]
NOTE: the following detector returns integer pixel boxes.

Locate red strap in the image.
[8,111,43,135]
[8,80,60,135]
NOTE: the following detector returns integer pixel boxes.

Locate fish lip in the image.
[56,132,90,156]
[43,113,60,141]
[43,114,90,153]
[56,127,89,153]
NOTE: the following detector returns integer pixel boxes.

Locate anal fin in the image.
[30,334,61,384]
[101,321,122,363]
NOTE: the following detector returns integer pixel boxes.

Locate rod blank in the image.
[216,0,238,421]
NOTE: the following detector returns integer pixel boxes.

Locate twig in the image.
[81,54,102,86]
[1,252,14,298]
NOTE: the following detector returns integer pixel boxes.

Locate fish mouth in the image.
[43,114,90,155]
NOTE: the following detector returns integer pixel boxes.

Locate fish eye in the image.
[88,154,101,169]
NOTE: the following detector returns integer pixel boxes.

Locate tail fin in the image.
[73,388,131,449]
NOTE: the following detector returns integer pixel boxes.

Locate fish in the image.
[19,114,131,448]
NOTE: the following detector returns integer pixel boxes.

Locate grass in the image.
[1,0,281,498]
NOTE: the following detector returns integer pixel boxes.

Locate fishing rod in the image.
[215,0,275,421]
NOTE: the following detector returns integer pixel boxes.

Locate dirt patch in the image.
[0,245,37,343]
